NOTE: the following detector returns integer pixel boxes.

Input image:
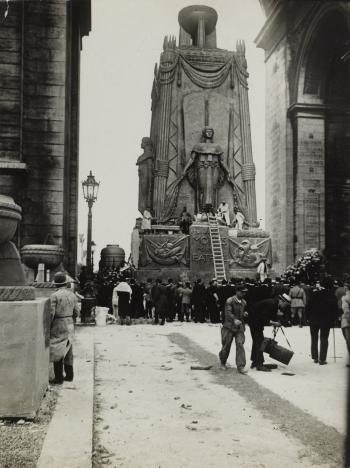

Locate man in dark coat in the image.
[192,278,206,323]
[151,278,168,325]
[217,279,234,323]
[166,278,177,322]
[248,294,291,371]
[307,278,338,364]
[205,279,220,323]
[130,279,145,319]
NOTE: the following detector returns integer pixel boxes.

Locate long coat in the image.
[151,283,168,317]
[50,287,79,362]
[307,288,338,328]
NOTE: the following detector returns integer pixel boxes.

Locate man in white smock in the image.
[218,201,230,226]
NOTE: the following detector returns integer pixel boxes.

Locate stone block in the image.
[0,297,50,418]
[190,223,229,280]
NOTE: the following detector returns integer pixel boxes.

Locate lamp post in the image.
[82,171,99,277]
[91,240,96,273]
[79,233,85,265]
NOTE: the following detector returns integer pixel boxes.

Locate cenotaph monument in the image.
[133,5,272,282]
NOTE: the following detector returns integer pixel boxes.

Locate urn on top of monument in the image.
[178,5,218,48]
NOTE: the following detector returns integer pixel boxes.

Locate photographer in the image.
[248,294,291,371]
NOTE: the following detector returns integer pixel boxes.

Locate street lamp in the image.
[82,171,99,277]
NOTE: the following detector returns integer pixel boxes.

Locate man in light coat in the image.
[50,272,80,384]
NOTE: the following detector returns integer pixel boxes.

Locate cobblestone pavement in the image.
[92,323,347,467]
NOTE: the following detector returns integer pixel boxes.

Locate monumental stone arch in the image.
[134,5,272,281]
[256,0,350,275]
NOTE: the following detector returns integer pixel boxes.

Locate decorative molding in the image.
[0,162,28,174]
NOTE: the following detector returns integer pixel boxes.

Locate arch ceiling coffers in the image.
[290,2,350,105]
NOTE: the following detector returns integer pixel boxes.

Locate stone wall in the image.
[0,0,90,275]
[0,297,50,418]
[264,38,293,273]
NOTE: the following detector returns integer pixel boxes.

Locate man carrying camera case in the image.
[248,293,291,371]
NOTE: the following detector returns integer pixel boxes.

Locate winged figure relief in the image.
[228,238,272,268]
[140,236,190,267]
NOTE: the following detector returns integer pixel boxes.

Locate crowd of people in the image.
[110,274,349,372]
[48,269,350,383]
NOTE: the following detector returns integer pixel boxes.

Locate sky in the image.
[78,0,266,266]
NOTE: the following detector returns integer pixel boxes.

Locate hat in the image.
[53,272,67,286]
[236,284,248,292]
[279,293,291,304]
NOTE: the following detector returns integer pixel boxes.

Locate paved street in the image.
[91,323,347,468]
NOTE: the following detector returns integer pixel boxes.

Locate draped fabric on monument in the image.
[154,52,251,223]
[139,235,190,267]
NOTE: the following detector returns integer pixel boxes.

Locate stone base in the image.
[135,223,274,284]
[0,298,51,419]
[0,286,36,301]
[28,282,57,299]
[135,267,190,283]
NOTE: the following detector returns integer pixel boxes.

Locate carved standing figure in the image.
[136,137,154,215]
[183,127,246,214]
[160,127,247,222]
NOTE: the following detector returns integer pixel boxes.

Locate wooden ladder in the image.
[207,215,227,282]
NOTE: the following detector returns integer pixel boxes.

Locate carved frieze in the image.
[139,234,189,268]
[228,236,272,268]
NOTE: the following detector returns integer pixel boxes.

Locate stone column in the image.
[153,43,176,219]
[236,43,258,225]
[288,105,326,258]
[197,16,206,48]
[238,88,258,224]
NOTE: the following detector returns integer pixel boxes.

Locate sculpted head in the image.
[202,126,214,140]
[141,137,152,149]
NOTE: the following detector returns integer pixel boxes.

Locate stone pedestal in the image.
[190,223,229,283]
[0,298,50,419]
[136,229,190,282]
[227,229,273,279]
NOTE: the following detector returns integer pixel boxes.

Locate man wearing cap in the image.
[247,293,290,371]
[218,285,248,374]
[50,272,80,384]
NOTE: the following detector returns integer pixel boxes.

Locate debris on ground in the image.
[190,365,213,370]
[180,404,192,410]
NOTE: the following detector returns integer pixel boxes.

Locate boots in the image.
[64,364,74,382]
[52,360,64,384]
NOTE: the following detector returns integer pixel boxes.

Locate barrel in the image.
[100,244,125,269]
[95,307,109,326]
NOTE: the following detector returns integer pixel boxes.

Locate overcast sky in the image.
[78,0,266,265]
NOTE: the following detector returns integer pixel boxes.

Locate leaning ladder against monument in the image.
[207,215,226,282]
